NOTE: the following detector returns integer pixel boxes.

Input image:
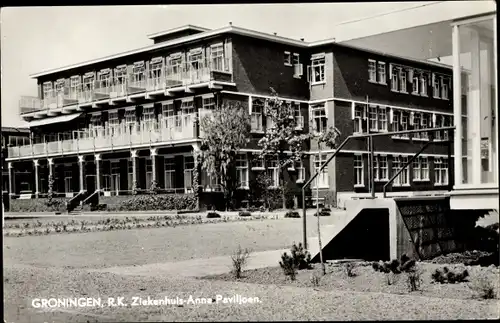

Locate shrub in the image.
[471,276,497,299]
[431,267,469,284]
[345,262,357,277]
[231,246,251,279]
[207,212,221,218]
[284,211,300,218]
[115,194,197,211]
[406,265,423,292]
[314,208,331,217]
[373,254,418,286]
[310,273,321,287]
[290,243,312,270]
[238,211,252,217]
[279,252,298,281]
[10,198,67,213]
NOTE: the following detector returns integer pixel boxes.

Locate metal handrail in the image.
[301,125,455,249]
[382,140,433,198]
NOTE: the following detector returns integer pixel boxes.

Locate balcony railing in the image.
[20,57,232,115]
[7,113,197,158]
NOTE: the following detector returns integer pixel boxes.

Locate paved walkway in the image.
[94,248,290,278]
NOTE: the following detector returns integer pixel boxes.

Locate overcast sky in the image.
[0,2,470,127]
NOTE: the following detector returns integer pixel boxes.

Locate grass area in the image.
[3,216,334,269]
[203,261,500,301]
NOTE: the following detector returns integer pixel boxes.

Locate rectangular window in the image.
[400,112,409,138]
[164,158,175,190]
[368,59,376,82]
[391,66,399,91]
[188,50,203,70]
[420,114,429,140]
[312,104,327,133]
[314,154,328,188]
[441,76,449,100]
[378,106,387,131]
[142,106,156,131]
[293,103,303,129]
[413,113,421,139]
[211,44,224,71]
[266,157,280,188]
[127,160,134,191]
[69,76,81,98]
[115,66,127,85]
[293,53,302,77]
[251,99,264,132]
[420,73,428,96]
[400,69,407,93]
[202,97,215,110]
[132,62,146,84]
[354,155,363,186]
[236,154,249,188]
[433,74,440,98]
[296,159,305,183]
[184,156,194,190]
[311,55,325,83]
[43,82,53,99]
[82,74,95,93]
[251,156,264,170]
[284,51,292,66]
[377,61,386,84]
[97,69,112,89]
[149,57,163,83]
[412,72,420,94]
[169,55,183,75]
[393,156,410,186]
[374,155,388,181]
[434,157,448,185]
[353,105,364,134]
[369,105,378,132]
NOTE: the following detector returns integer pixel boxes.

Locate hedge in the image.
[106,194,197,211]
[9,198,68,213]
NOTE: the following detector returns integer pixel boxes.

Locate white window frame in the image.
[377,61,386,84]
[132,62,146,83]
[413,113,421,139]
[374,155,388,182]
[69,76,81,97]
[284,51,292,66]
[202,97,216,110]
[369,105,378,132]
[115,66,127,85]
[434,157,449,186]
[184,156,195,191]
[251,156,265,170]
[150,58,163,80]
[420,114,429,140]
[392,156,410,186]
[311,55,325,84]
[368,59,377,83]
[313,153,329,188]
[210,44,224,72]
[266,157,280,188]
[354,154,364,187]
[164,158,176,190]
[293,103,304,130]
[420,73,428,96]
[378,106,388,132]
[391,65,399,91]
[127,160,134,191]
[98,69,112,89]
[42,82,53,99]
[400,112,409,139]
[188,50,203,71]
[251,99,264,132]
[400,69,407,93]
[412,72,420,95]
[236,154,249,189]
[353,105,364,134]
[295,159,305,183]
[441,76,449,100]
[433,73,440,98]
[311,104,327,134]
[293,53,302,77]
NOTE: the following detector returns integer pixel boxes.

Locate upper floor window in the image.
[353,104,366,134]
[82,73,95,92]
[108,111,119,126]
[420,73,428,96]
[210,44,225,71]
[311,104,327,133]
[132,61,146,83]
[55,79,65,95]
[284,51,292,66]
[203,97,216,110]
[70,76,81,94]
[399,69,407,93]
[368,59,376,82]
[293,53,302,77]
[441,76,449,100]
[98,69,112,88]
[412,156,429,181]
[168,54,183,75]
[251,99,264,132]
[181,99,195,114]
[369,105,378,132]
[293,103,303,129]
[392,156,410,186]
[188,49,203,70]
[125,110,136,125]
[150,57,163,79]
[390,65,399,91]
[115,66,127,85]
[310,54,325,84]
[433,73,440,98]
[42,82,53,99]
[142,106,156,122]
[377,62,386,84]
[412,72,420,94]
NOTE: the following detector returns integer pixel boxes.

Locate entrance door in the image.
[86,175,96,194]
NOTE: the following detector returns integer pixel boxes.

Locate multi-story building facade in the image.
[2,127,30,209]
[5,24,457,209]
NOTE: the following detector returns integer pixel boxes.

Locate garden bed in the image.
[202,261,500,301]
[9,198,68,213]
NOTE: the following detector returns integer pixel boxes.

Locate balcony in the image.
[7,113,197,159]
[20,57,233,118]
